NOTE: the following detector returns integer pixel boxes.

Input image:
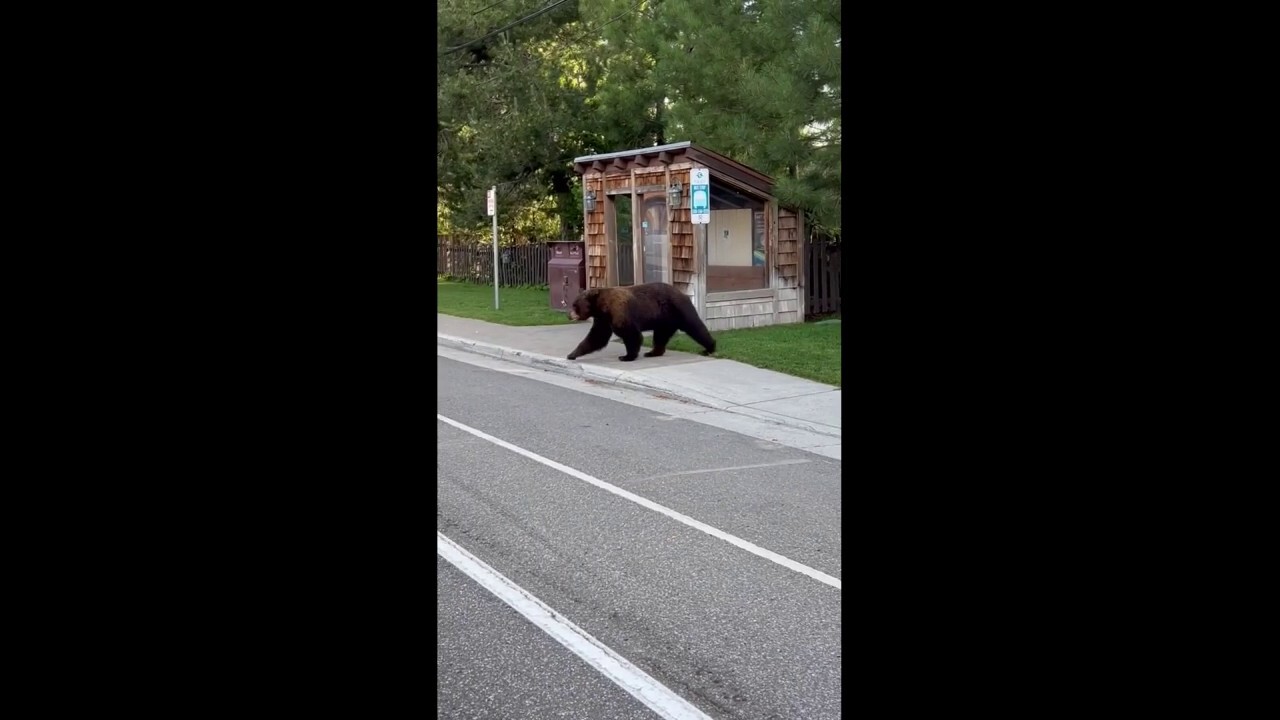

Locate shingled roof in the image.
[573,141,777,200]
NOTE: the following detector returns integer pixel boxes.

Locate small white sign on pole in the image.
[486,188,496,217]
[690,167,710,224]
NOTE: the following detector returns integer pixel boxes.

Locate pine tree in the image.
[652,0,841,237]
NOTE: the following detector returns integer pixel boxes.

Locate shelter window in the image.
[706,179,768,293]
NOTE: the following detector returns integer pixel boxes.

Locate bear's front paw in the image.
[619,354,638,362]
[567,353,578,360]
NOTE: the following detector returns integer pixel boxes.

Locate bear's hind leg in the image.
[672,298,717,356]
[679,318,717,356]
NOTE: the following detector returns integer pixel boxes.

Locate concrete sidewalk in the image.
[437,314,841,439]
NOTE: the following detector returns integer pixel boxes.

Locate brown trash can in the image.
[548,241,586,312]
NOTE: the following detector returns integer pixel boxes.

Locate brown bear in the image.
[566,282,717,362]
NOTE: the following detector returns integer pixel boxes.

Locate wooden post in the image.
[604,185,617,287]
[631,171,641,285]
[769,201,780,326]
[583,176,592,288]
[799,211,811,315]
[663,164,672,286]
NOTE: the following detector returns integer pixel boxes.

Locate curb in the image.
[437,333,841,440]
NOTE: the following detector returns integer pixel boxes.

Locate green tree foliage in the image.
[583,0,669,151]
[653,0,841,237]
[437,0,840,242]
[437,0,591,241]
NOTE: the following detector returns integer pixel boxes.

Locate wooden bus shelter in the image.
[573,141,806,330]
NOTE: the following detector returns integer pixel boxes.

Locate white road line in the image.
[646,458,813,479]
[437,413,842,591]
[437,531,713,720]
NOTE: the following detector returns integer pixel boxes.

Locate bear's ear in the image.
[584,288,601,303]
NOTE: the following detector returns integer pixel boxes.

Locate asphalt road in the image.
[437,354,842,719]
[437,555,661,719]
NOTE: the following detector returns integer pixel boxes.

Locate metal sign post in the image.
[690,169,710,296]
[488,186,499,309]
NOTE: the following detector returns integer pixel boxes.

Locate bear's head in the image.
[567,289,600,322]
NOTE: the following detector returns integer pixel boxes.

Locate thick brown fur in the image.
[566,282,717,362]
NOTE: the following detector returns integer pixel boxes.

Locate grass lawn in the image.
[437,278,571,326]
[644,319,841,387]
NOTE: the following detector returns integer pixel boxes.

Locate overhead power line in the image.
[553,0,652,44]
[472,0,517,15]
[439,0,573,58]
[466,0,655,91]
[441,0,661,192]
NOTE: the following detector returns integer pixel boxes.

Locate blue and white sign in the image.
[690,167,710,224]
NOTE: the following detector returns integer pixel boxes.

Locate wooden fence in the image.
[437,237,551,286]
[805,235,841,316]
[440,233,840,314]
